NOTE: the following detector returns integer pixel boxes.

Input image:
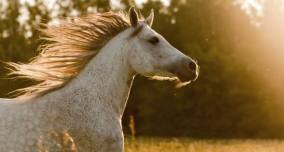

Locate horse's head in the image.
[127,8,199,86]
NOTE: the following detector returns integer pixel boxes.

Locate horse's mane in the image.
[5,11,131,99]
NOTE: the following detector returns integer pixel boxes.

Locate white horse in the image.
[0,8,198,152]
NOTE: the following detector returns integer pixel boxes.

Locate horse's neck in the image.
[46,29,135,119]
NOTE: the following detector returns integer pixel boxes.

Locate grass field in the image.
[125,137,284,152]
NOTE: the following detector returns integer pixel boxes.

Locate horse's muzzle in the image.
[172,59,199,82]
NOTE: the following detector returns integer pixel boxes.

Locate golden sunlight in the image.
[235,0,284,118]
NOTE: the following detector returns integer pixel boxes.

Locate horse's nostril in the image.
[188,61,197,71]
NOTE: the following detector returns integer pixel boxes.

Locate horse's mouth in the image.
[149,68,199,88]
[164,70,197,88]
[175,71,199,83]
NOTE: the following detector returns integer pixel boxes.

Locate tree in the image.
[1,0,284,138]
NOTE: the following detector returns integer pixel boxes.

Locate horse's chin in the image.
[174,79,191,88]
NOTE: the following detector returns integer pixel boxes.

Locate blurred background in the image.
[0,0,284,139]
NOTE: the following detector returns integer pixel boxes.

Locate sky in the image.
[13,0,262,10]
[17,0,171,9]
[0,0,264,31]
[234,0,263,17]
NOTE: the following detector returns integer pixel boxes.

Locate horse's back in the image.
[0,97,74,151]
[0,98,45,151]
[0,98,22,105]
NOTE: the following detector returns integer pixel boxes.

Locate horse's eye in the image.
[148,36,159,45]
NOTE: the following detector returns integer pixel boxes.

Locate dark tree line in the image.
[0,0,284,138]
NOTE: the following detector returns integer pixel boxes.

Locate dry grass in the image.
[125,137,284,152]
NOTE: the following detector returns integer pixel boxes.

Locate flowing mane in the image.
[6,11,131,99]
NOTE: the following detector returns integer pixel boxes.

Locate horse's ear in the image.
[129,7,138,27]
[145,9,154,27]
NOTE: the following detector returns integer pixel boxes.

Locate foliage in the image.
[125,137,284,152]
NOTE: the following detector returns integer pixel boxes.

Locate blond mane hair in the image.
[6,11,131,99]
